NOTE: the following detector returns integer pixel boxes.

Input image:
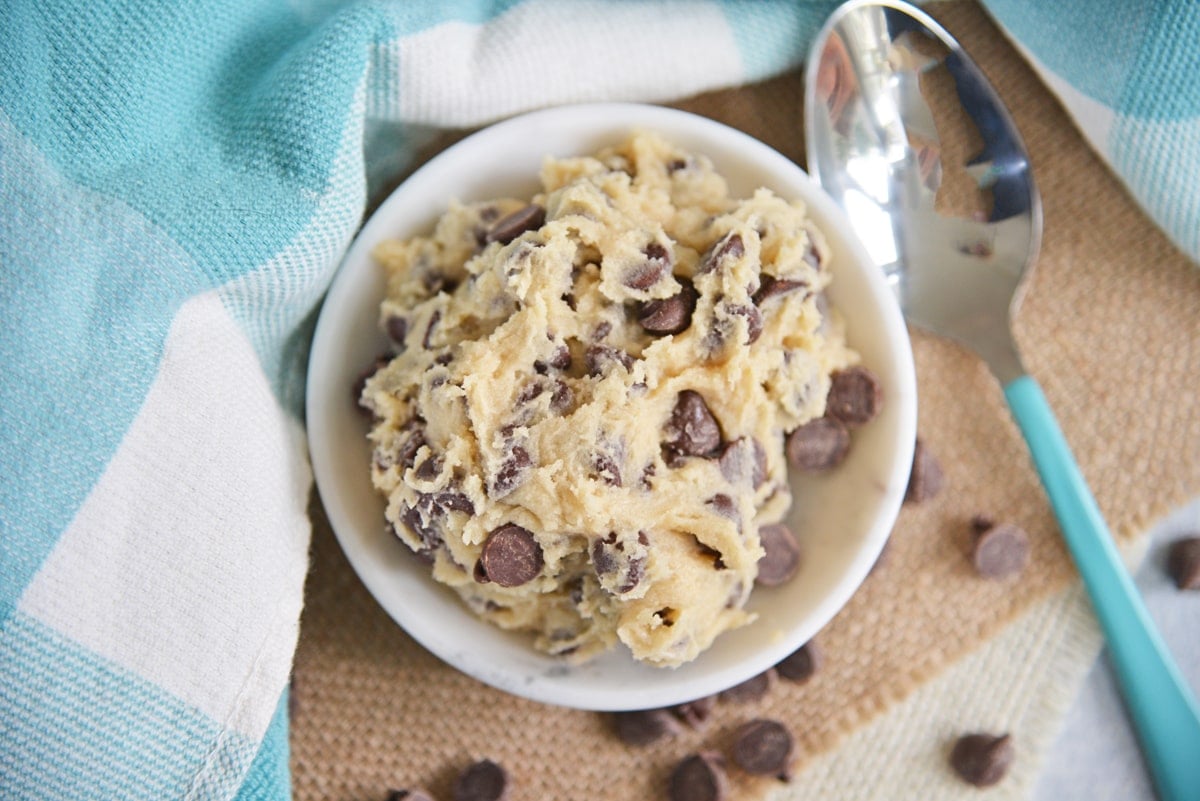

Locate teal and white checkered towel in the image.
[2,1,1196,797]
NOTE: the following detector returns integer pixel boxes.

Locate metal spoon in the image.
[804,2,1200,798]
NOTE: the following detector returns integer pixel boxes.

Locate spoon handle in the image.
[1004,375,1200,801]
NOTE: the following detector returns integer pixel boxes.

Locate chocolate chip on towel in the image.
[904,438,944,503]
[755,524,801,586]
[786,417,849,471]
[479,524,542,587]
[732,719,794,778]
[950,733,1014,787]
[485,203,545,245]
[719,668,776,703]
[775,641,822,684]
[612,708,682,746]
[669,752,728,801]
[971,519,1030,579]
[1167,536,1200,590]
[825,366,882,427]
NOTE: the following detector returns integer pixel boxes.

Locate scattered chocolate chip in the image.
[775,641,822,684]
[949,733,1014,787]
[387,789,435,801]
[699,232,744,274]
[485,204,545,245]
[638,280,697,335]
[719,668,776,703]
[669,752,728,801]
[672,696,716,729]
[904,438,944,502]
[385,314,409,347]
[664,390,722,461]
[479,524,542,587]
[786,417,850,471]
[971,520,1030,579]
[672,753,724,801]
[612,708,682,746]
[454,758,508,801]
[753,275,808,305]
[755,524,802,586]
[1167,536,1200,590]
[826,367,882,427]
[490,445,531,497]
[731,719,794,778]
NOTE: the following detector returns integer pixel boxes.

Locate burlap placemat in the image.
[290,2,1200,798]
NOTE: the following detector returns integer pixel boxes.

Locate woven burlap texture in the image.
[291,3,1200,799]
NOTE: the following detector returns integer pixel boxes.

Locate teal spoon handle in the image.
[1005,375,1200,801]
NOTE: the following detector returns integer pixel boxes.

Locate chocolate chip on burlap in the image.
[825,366,882,427]
[970,518,1030,580]
[1167,536,1200,590]
[949,733,1014,787]
[485,203,545,245]
[718,668,777,703]
[731,719,794,779]
[387,789,435,801]
[478,524,543,586]
[786,417,849,470]
[904,438,944,503]
[755,524,801,586]
[612,708,683,746]
[672,696,716,730]
[669,752,728,801]
[775,641,822,684]
[453,759,508,801]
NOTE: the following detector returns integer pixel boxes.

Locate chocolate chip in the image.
[592,452,623,487]
[775,641,821,684]
[698,232,744,274]
[753,275,808,305]
[826,367,882,427]
[904,438,944,502]
[422,310,441,349]
[387,789,435,801]
[490,445,531,497]
[671,696,716,729]
[949,733,1014,787]
[535,344,572,373]
[479,524,542,587]
[550,380,573,413]
[638,280,697,335]
[786,417,849,471]
[707,494,737,519]
[585,344,634,377]
[729,303,764,344]
[591,532,645,594]
[717,437,767,488]
[623,243,672,290]
[755,523,801,586]
[1167,536,1200,590]
[971,520,1030,579]
[612,708,682,746]
[413,454,441,480]
[453,758,508,801]
[719,668,776,703]
[385,314,409,347]
[731,719,794,778]
[664,390,722,461]
[430,491,474,516]
[669,752,728,801]
[485,204,544,245]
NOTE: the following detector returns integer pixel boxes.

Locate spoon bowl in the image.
[805,3,1200,799]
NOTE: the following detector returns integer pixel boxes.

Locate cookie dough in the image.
[360,131,854,667]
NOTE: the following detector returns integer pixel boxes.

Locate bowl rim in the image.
[306,101,917,711]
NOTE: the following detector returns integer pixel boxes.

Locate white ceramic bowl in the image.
[306,103,916,711]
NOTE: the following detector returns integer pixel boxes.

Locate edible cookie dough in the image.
[359,131,855,667]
